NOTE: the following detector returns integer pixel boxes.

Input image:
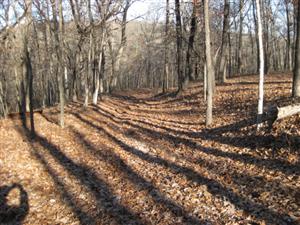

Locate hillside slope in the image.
[0,74,299,225]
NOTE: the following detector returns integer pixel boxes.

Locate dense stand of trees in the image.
[0,0,300,129]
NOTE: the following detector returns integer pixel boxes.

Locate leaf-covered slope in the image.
[0,74,299,225]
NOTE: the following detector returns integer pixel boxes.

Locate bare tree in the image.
[284,0,292,71]
[50,0,65,127]
[175,0,183,92]
[92,31,105,105]
[184,0,197,87]
[204,0,214,126]
[256,0,265,128]
[293,0,300,97]
[252,0,260,74]
[217,0,230,83]
[108,0,131,92]
[0,0,299,125]
[19,0,35,136]
[163,0,170,93]
[237,0,244,74]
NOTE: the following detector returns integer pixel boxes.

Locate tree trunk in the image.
[184,0,197,86]
[292,3,297,69]
[20,0,35,137]
[204,63,207,101]
[252,0,260,74]
[285,0,292,71]
[93,32,105,105]
[262,0,269,74]
[175,0,183,92]
[93,49,105,104]
[217,0,230,83]
[24,40,35,137]
[58,0,65,127]
[51,0,65,127]
[293,0,300,97]
[163,0,170,93]
[109,1,129,92]
[204,0,214,126]
[237,0,244,74]
[0,80,8,118]
[70,54,78,102]
[255,0,265,129]
[85,34,94,107]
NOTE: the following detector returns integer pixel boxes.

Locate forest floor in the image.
[0,74,300,225]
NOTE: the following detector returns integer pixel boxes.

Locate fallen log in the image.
[267,104,300,125]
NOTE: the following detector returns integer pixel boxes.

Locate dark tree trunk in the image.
[217,0,230,83]
[175,0,183,92]
[293,0,300,97]
[285,0,292,71]
[163,0,170,93]
[184,0,197,87]
[252,0,260,74]
[25,43,35,137]
[237,0,244,74]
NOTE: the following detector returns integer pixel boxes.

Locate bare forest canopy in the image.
[0,0,300,126]
[0,0,297,116]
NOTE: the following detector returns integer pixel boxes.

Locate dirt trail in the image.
[0,74,299,225]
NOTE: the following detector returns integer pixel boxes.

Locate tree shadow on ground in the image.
[101,98,300,157]
[196,158,300,207]
[103,99,202,125]
[72,112,297,225]
[69,127,210,225]
[91,105,299,176]
[153,91,181,100]
[15,125,146,225]
[110,91,200,107]
[0,184,29,225]
[111,90,179,103]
